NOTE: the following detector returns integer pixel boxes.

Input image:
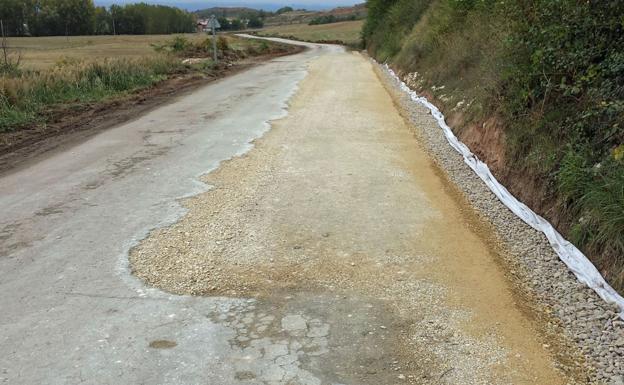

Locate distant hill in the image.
[192,3,367,27]
[118,2,355,12]
[194,7,263,19]
[264,3,366,26]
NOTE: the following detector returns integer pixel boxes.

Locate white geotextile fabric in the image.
[383,64,624,319]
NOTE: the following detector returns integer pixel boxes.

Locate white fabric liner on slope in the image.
[382,64,624,320]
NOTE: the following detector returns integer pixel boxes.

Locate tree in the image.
[0,0,35,36]
[0,0,195,36]
[229,18,243,30]
[57,0,95,36]
[276,6,294,15]
[94,6,111,35]
[217,17,230,30]
[247,16,263,29]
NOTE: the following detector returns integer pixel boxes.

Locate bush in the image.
[217,36,229,53]
[170,36,190,52]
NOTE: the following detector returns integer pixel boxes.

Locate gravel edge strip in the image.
[372,60,624,385]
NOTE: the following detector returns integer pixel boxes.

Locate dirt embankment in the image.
[0,46,303,176]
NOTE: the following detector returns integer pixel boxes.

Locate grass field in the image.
[5,34,215,69]
[1,34,295,135]
[259,20,364,46]
[4,23,365,69]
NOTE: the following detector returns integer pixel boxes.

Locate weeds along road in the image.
[1,38,568,384]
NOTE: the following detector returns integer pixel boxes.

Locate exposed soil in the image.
[0,48,303,177]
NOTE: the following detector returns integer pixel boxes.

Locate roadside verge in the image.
[373,60,624,385]
[0,43,303,176]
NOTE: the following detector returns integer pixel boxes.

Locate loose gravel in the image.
[131,51,570,384]
[373,62,624,385]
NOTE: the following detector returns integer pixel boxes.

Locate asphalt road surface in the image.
[1,38,568,385]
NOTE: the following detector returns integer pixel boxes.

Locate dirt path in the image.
[131,50,570,384]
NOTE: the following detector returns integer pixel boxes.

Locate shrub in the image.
[217,36,230,53]
[170,36,190,52]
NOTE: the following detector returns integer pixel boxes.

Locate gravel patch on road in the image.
[374,62,624,385]
[131,51,569,384]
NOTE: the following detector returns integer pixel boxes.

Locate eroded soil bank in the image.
[130,49,573,384]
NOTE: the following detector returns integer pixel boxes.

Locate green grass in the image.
[558,149,624,289]
[0,56,183,132]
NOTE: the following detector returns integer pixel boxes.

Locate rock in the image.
[610,375,624,385]
[281,314,307,332]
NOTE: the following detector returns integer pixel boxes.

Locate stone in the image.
[281,315,307,332]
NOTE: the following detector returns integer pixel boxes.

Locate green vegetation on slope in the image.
[364,0,624,291]
[308,14,361,26]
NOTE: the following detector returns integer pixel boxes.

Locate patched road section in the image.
[131,48,570,384]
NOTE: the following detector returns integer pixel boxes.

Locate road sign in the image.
[208,16,221,29]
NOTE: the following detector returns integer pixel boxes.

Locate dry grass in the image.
[259,20,364,46]
[0,34,295,133]
[5,34,211,70]
[0,55,183,131]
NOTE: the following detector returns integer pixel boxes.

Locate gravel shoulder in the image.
[373,61,624,385]
[131,48,574,384]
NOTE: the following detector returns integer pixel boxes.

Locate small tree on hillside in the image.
[247,16,264,29]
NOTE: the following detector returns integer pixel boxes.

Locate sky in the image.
[93,0,362,11]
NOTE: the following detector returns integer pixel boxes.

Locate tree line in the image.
[0,0,196,37]
[309,14,359,26]
[216,16,264,31]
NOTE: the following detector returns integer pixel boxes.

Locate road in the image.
[1,39,567,384]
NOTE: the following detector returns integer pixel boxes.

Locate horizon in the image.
[93,0,363,12]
